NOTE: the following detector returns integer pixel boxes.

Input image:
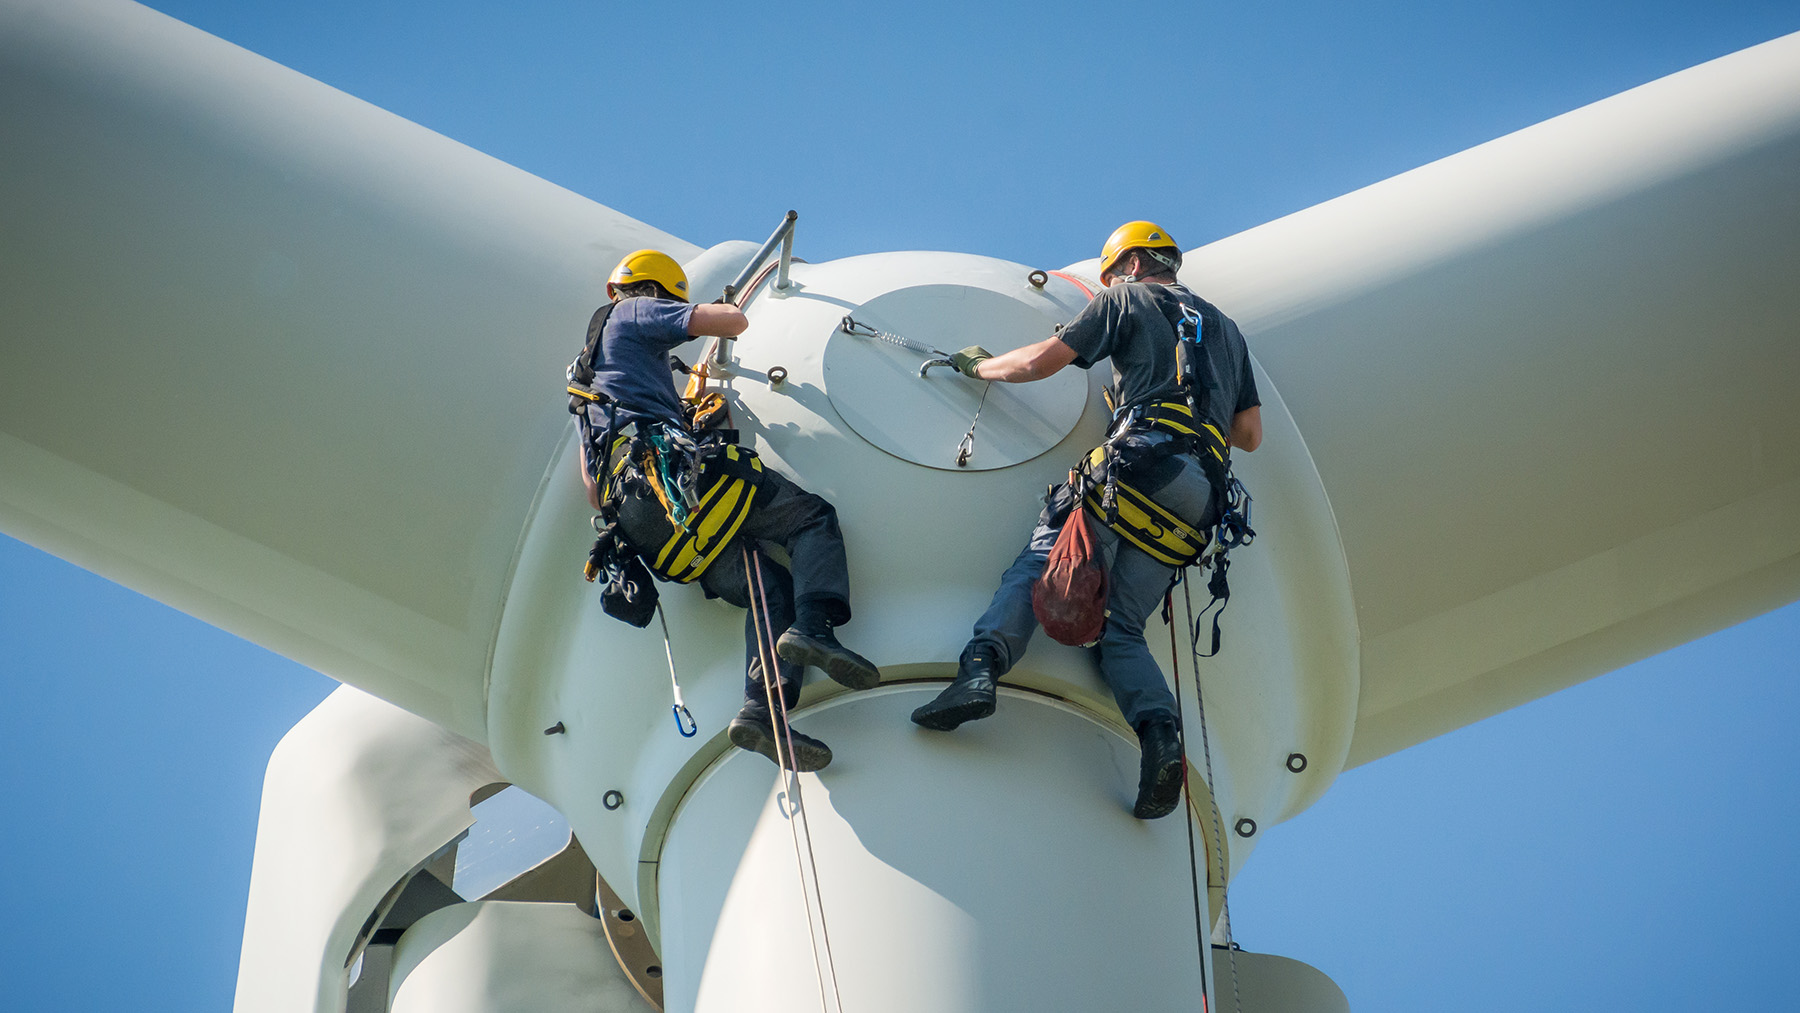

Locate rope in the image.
[1182,575,1241,1012]
[743,547,846,1013]
[1166,590,1213,1011]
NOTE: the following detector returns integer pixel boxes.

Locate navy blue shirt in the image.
[588,296,697,427]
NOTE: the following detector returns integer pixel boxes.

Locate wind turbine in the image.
[3,2,1796,1010]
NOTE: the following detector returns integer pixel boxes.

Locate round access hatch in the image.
[821,284,1088,471]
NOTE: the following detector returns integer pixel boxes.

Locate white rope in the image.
[1183,575,1242,1012]
[744,547,845,1013]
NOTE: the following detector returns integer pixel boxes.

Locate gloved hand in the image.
[950,345,993,379]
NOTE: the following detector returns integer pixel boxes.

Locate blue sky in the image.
[2,1,1797,1009]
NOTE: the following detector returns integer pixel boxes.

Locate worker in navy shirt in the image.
[576,250,880,772]
[910,223,1263,819]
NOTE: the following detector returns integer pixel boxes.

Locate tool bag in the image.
[584,521,660,627]
[1033,501,1110,647]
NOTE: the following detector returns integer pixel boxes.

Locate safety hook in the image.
[672,704,697,738]
[919,356,955,377]
[956,429,976,467]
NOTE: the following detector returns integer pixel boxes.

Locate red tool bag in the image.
[1033,509,1110,646]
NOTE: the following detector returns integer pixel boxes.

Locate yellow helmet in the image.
[1098,221,1179,278]
[607,249,690,302]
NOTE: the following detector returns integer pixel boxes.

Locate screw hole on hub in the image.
[1234,817,1257,837]
[1285,752,1307,773]
[602,789,624,811]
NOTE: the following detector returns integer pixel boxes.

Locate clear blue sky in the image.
[2,1,1797,1010]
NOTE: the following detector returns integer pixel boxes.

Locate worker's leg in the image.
[706,546,832,771]
[741,469,882,691]
[1093,455,1217,818]
[1092,455,1216,725]
[736,468,852,626]
[912,489,1067,730]
[964,512,1063,674]
[1091,542,1180,727]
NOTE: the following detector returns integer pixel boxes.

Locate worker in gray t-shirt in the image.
[910,221,1263,820]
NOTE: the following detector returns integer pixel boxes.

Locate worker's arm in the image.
[688,303,748,337]
[1229,406,1262,453]
[579,457,601,510]
[970,336,1079,383]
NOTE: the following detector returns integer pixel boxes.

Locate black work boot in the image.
[728,707,833,772]
[775,627,882,690]
[1132,714,1185,820]
[910,651,999,731]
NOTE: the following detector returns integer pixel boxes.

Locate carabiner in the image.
[672,704,697,738]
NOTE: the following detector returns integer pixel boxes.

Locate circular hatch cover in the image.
[821,284,1088,471]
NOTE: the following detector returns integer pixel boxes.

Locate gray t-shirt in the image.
[1056,281,1260,443]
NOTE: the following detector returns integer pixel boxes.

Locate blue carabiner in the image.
[672,704,697,738]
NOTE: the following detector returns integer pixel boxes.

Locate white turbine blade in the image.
[1195,32,1800,764]
[0,0,696,738]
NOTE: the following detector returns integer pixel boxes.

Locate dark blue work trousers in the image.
[965,442,1218,729]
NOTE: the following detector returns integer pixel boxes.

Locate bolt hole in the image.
[1234,817,1257,838]
[602,790,624,811]
[615,908,635,922]
[1285,752,1308,773]
[646,965,663,979]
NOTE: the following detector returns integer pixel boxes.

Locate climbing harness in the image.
[655,602,697,737]
[612,438,768,583]
[1190,478,1255,658]
[744,547,846,1013]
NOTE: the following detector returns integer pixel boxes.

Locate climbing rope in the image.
[1182,575,1242,1013]
[1165,591,1213,1010]
[743,547,846,1013]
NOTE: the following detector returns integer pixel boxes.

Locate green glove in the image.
[950,345,993,379]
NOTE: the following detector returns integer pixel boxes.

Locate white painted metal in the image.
[819,275,1089,470]
[2,3,1797,1009]
[235,686,501,1013]
[657,687,1214,1013]
[484,248,1357,943]
[389,902,653,1013]
[0,0,695,739]
[1211,949,1351,1013]
[1188,30,1800,764]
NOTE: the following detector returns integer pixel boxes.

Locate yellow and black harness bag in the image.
[1080,400,1228,569]
[608,434,767,584]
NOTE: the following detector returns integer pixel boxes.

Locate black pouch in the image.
[602,553,659,628]
[586,524,659,628]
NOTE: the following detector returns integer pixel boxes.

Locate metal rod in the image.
[776,227,795,290]
[721,209,797,305]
